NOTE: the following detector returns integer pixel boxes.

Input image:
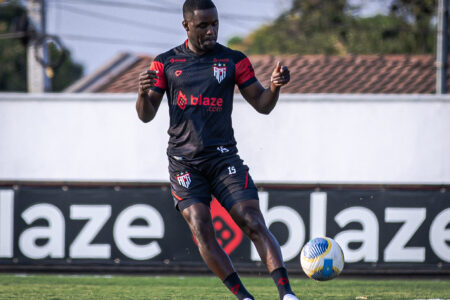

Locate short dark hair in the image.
[183,0,216,20]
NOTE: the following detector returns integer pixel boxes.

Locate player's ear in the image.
[182,20,189,32]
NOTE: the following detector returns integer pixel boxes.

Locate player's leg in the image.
[229,200,298,300]
[181,202,254,300]
[169,156,253,299]
[181,202,233,278]
[229,199,282,271]
[208,149,296,299]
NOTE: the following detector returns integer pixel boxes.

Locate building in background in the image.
[65,53,448,94]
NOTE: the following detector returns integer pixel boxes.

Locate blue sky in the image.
[44,0,390,75]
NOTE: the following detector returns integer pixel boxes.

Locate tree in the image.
[48,43,83,92]
[0,2,28,91]
[389,0,436,53]
[228,0,436,55]
[0,1,84,92]
[229,0,351,55]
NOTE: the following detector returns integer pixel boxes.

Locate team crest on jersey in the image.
[213,63,227,84]
[176,172,191,188]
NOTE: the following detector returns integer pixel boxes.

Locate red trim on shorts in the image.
[171,189,183,201]
[244,171,249,189]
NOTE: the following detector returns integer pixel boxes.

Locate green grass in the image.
[0,274,449,299]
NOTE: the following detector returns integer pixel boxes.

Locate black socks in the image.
[223,268,295,300]
[271,267,295,299]
[223,272,254,300]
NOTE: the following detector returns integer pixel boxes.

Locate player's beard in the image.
[201,37,217,51]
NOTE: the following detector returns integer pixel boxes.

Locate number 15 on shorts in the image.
[228,166,236,175]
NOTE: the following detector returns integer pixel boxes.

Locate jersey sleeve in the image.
[234,52,257,89]
[149,55,167,94]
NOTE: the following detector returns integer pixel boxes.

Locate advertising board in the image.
[1,184,448,274]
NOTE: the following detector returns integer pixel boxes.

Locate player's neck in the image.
[187,39,210,56]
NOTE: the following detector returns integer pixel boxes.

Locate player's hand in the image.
[270,61,290,88]
[138,70,159,95]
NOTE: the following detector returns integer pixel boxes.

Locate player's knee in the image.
[189,215,214,244]
[240,208,267,241]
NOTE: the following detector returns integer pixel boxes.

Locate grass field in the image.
[0,273,449,299]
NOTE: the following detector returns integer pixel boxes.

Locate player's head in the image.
[183,0,216,21]
[182,0,218,54]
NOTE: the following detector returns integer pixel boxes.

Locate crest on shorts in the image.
[213,63,227,84]
[176,172,191,188]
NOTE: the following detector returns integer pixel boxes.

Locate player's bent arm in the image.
[240,80,280,115]
[241,62,290,114]
[136,90,164,123]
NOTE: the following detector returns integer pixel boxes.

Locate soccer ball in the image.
[300,237,344,281]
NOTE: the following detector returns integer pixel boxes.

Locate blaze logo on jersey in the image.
[177,90,187,110]
[213,63,227,83]
[175,90,224,112]
[176,172,191,188]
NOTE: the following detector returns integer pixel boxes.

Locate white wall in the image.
[1,93,449,184]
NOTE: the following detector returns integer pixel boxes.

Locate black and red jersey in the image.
[149,40,257,159]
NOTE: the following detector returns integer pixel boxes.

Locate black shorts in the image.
[168,147,258,212]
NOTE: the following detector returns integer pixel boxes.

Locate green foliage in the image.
[390,0,436,53]
[0,1,84,92]
[228,0,436,55]
[0,38,27,91]
[49,43,83,92]
[0,1,27,91]
[227,36,243,48]
[346,15,423,54]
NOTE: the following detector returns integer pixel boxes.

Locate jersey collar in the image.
[183,39,220,57]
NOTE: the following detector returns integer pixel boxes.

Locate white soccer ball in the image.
[300,237,344,281]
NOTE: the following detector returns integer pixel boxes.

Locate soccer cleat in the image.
[283,294,299,300]
[242,298,253,300]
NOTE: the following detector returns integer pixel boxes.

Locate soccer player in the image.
[136,1,296,299]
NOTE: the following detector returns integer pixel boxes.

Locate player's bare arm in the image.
[136,70,164,123]
[240,61,290,114]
